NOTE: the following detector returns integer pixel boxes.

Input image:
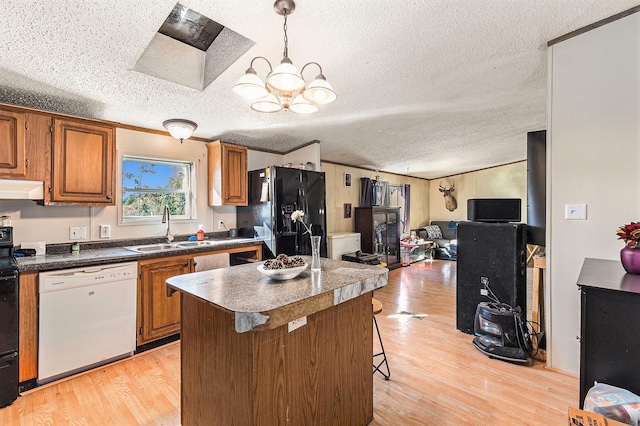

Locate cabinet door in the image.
[222,143,247,205]
[19,271,38,383]
[0,110,26,178]
[24,113,52,183]
[51,118,115,205]
[207,141,248,206]
[138,256,192,345]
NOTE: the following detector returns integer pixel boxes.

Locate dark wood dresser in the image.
[577,258,640,407]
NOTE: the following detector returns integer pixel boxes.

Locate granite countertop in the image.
[166,256,389,333]
[577,257,640,295]
[16,237,264,272]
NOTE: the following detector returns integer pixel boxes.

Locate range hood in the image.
[0,179,45,200]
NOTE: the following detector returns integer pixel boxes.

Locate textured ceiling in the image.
[0,1,637,179]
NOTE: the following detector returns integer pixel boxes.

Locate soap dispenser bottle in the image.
[196,225,205,241]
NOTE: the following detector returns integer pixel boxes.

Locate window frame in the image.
[118,152,197,225]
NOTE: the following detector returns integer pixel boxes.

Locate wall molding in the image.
[548,5,640,46]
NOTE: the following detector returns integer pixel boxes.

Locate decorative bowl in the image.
[257,263,308,280]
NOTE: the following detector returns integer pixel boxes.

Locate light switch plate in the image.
[565,204,587,220]
[69,226,86,239]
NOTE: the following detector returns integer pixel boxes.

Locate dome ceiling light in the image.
[163,119,198,143]
[232,0,336,114]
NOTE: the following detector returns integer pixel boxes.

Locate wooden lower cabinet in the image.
[18,271,38,383]
[137,245,263,346]
[137,255,192,346]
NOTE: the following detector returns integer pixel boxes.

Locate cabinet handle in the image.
[182,263,189,267]
[25,159,29,168]
[225,196,229,200]
[106,195,112,200]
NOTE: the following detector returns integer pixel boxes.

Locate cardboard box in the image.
[568,407,629,426]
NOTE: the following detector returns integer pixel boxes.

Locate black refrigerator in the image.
[237,166,327,259]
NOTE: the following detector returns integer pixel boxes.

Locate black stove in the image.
[0,226,18,407]
[0,226,16,267]
[0,257,18,273]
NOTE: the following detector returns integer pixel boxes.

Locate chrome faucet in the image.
[161,205,175,243]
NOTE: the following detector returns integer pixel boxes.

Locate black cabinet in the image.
[355,207,401,269]
[577,258,640,407]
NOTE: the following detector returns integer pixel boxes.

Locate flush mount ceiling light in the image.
[232,0,336,114]
[163,119,198,143]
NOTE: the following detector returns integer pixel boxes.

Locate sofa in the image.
[416,221,459,260]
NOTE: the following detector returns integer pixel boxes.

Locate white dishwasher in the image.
[38,262,137,384]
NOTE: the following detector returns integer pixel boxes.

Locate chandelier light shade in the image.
[303,74,337,105]
[267,59,305,92]
[233,0,336,114]
[289,94,319,114]
[232,66,269,100]
[251,93,282,113]
[163,119,198,143]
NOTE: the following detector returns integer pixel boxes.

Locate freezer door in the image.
[237,169,276,255]
[273,167,302,256]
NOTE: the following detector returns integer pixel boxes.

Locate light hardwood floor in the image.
[0,260,577,425]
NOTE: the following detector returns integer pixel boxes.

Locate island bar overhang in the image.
[167,257,388,425]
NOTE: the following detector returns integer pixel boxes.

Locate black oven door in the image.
[0,270,18,355]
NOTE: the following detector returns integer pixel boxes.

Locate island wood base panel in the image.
[180,292,374,426]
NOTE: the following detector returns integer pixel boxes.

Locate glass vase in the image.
[310,235,321,272]
[621,246,640,275]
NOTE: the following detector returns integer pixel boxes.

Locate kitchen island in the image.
[166,257,388,426]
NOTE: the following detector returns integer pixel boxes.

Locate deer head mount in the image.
[439,180,457,212]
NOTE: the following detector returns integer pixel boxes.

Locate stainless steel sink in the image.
[176,241,216,247]
[125,243,180,253]
[125,240,220,253]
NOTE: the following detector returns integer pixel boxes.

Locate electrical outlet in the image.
[69,226,86,240]
[100,225,111,239]
[288,316,307,333]
[218,220,224,229]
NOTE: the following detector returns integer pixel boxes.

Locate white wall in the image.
[284,142,321,172]
[428,162,527,222]
[548,13,640,375]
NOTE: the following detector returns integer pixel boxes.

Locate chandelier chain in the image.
[283,13,289,58]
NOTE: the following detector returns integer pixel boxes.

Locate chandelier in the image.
[232,0,336,114]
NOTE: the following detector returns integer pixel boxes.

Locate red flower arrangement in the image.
[617,222,640,248]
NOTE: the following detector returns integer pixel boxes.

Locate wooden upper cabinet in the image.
[24,113,52,183]
[51,118,115,205]
[207,141,247,206]
[0,109,26,178]
[0,110,51,182]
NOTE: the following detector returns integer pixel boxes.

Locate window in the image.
[121,155,195,222]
